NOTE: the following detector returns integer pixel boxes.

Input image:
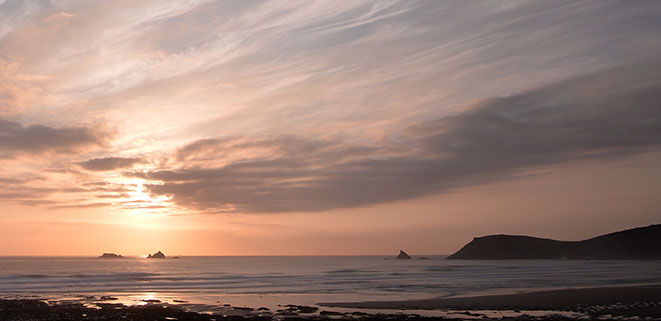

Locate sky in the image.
[1,0,660,256]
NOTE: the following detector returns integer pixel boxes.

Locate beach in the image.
[322,284,661,319]
[3,285,661,320]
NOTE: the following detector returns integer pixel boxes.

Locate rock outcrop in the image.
[395,250,412,260]
[447,224,661,260]
[147,251,166,259]
[98,253,123,259]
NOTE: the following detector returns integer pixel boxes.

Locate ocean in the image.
[1,256,660,311]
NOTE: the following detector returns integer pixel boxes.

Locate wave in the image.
[325,269,370,274]
[1,257,660,300]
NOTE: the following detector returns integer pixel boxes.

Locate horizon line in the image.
[0,253,449,257]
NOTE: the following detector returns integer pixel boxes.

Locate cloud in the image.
[174,135,379,167]
[77,156,143,171]
[5,0,661,143]
[0,119,112,155]
[0,174,124,208]
[3,1,661,215]
[0,184,63,204]
[132,59,661,213]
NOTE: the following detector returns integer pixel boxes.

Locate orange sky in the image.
[1,1,660,255]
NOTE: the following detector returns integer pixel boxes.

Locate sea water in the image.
[1,256,660,309]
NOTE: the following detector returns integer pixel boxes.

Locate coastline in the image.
[2,285,661,320]
[320,284,661,319]
[0,297,596,321]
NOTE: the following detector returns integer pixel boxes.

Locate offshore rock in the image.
[396,250,412,260]
[98,253,123,259]
[147,251,166,259]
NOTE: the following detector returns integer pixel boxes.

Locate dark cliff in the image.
[447,224,661,260]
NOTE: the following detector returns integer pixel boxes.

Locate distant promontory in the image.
[447,224,661,260]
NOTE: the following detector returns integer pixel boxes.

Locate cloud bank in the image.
[0,120,111,155]
[78,157,143,171]
[133,60,661,213]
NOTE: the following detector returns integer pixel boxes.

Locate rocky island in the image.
[395,250,411,259]
[447,224,661,260]
[98,253,123,259]
[147,251,166,259]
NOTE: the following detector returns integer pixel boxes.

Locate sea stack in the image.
[147,251,166,259]
[98,253,123,259]
[396,250,412,260]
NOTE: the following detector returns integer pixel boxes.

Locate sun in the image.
[121,178,171,211]
[84,170,178,219]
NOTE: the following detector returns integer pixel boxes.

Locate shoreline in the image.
[0,297,596,321]
[1,285,660,320]
[320,284,661,318]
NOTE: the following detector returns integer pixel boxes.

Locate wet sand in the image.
[0,297,592,321]
[321,284,661,318]
[2,285,661,320]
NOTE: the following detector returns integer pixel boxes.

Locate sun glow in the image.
[122,178,171,211]
[95,175,175,215]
